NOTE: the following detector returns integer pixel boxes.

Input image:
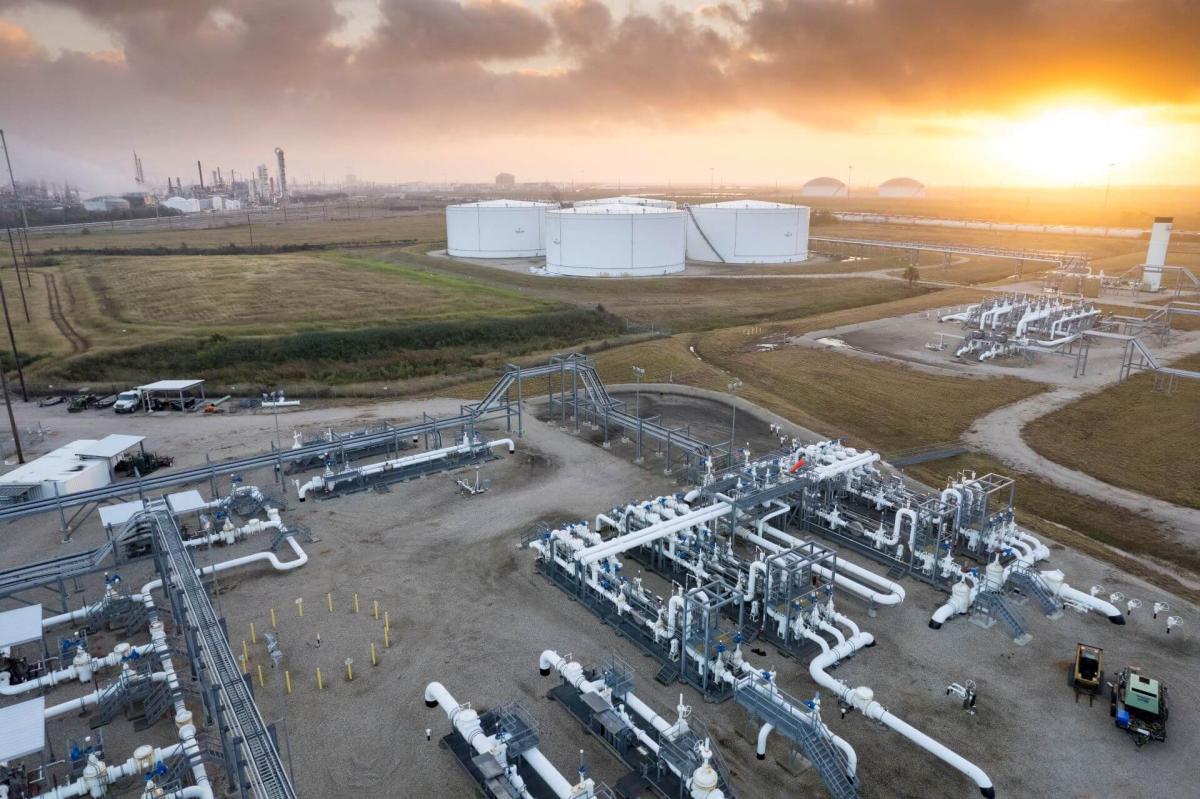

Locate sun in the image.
[994,106,1150,185]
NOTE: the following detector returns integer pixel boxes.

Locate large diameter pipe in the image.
[576,503,731,565]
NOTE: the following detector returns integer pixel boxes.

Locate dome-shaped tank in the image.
[685,200,809,264]
[546,204,686,277]
[801,177,847,198]
[445,199,556,258]
[877,177,926,198]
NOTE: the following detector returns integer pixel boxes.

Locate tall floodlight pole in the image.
[0,347,22,462]
[5,228,29,322]
[0,130,34,295]
[632,365,645,464]
[727,378,743,468]
[1102,162,1116,223]
[0,271,27,402]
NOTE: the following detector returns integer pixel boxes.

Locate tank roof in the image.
[693,200,804,210]
[879,177,925,188]
[804,176,846,187]
[553,204,680,215]
[450,199,555,208]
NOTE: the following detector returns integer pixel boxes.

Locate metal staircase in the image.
[972,591,1032,645]
[1006,567,1062,617]
[734,676,858,799]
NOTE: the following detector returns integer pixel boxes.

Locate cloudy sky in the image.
[1,0,1198,193]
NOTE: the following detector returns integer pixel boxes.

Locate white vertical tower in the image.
[1143,216,1172,291]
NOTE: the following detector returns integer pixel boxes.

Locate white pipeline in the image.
[1040,570,1125,624]
[1,643,155,696]
[576,503,732,565]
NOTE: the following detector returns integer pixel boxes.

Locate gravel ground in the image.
[3,395,1197,799]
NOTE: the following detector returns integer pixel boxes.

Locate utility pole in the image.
[632,365,645,464]
[0,271,27,402]
[1,131,34,292]
[0,347,22,462]
[5,228,30,323]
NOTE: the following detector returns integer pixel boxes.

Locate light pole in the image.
[846,165,853,200]
[632,366,645,464]
[727,378,742,468]
[1102,162,1116,224]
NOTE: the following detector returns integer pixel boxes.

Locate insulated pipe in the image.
[424,682,498,756]
[538,650,606,694]
[43,671,170,719]
[755,523,905,606]
[1040,570,1125,624]
[624,690,673,735]
[756,723,773,760]
[809,451,880,481]
[805,632,995,797]
[1,643,154,695]
[31,743,186,799]
[576,503,732,565]
[521,747,577,799]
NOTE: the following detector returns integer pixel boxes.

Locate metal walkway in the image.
[0,513,154,599]
[888,441,968,467]
[147,507,296,799]
[1,353,715,525]
[734,675,858,799]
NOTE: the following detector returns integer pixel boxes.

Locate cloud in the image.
[0,0,1199,186]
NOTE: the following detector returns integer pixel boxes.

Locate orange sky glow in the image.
[0,0,1197,192]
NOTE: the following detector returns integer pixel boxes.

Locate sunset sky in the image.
[1,0,1198,193]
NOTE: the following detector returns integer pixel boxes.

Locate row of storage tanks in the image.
[446,196,810,277]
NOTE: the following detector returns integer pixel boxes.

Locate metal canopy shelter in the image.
[0,604,44,649]
[0,697,46,762]
[137,379,206,412]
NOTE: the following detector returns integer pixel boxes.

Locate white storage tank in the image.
[573,195,676,209]
[546,204,686,277]
[445,199,555,258]
[877,177,926,198]
[801,177,847,198]
[685,200,810,264]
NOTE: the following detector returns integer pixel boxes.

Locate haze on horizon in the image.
[1,0,1199,194]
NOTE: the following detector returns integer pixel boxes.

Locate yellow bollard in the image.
[270,608,277,629]
[296,598,304,617]
[316,668,324,691]
[373,600,379,620]
[384,611,390,631]
[384,626,390,649]
[239,654,248,674]
[257,664,265,688]
[284,670,292,695]
[371,642,377,667]
[250,622,256,644]
[345,658,354,682]
[326,592,333,613]
[353,593,360,614]
[242,640,249,663]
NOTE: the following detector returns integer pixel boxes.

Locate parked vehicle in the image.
[113,390,142,413]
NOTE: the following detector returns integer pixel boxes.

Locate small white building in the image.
[0,434,145,503]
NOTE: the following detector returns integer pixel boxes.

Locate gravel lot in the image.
[2,394,1196,799]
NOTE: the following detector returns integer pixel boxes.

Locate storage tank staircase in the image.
[683,204,726,263]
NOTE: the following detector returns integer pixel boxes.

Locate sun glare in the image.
[994,106,1150,185]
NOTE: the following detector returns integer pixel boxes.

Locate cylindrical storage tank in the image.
[445,199,556,258]
[573,195,676,209]
[685,200,809,264]
[546,204,685,277]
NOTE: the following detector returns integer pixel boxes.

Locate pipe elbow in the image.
[1108,613,1126,625]
[424,681,445,708]
[538,650,561,676]
[981,787,996,798]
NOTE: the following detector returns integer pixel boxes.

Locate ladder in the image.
[973,591,1031,645]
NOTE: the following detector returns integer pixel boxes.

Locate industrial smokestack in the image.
[197,160,205,189]
[1143,216,1172,291]
[275,147,288,203]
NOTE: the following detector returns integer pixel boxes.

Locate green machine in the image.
[1110,667,1168,746]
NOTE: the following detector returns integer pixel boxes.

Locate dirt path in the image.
[965,387,1200,537]
[43,271,89,353]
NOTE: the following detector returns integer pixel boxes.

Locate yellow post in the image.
[371,642,377,667]
[296,598,304,617]
[250,622,256,644]
[316,668,324,691]
[270,607,277,629]
[284,670,292,695]
[239,654,248,674]
[353,593,360,614]
[326,592,333,613]
[257,664,265,688]
[242,640,249,663]
[373,600,379,620]
[384,611,390,631]
[345,658,354,682]
[384,626,390,649]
